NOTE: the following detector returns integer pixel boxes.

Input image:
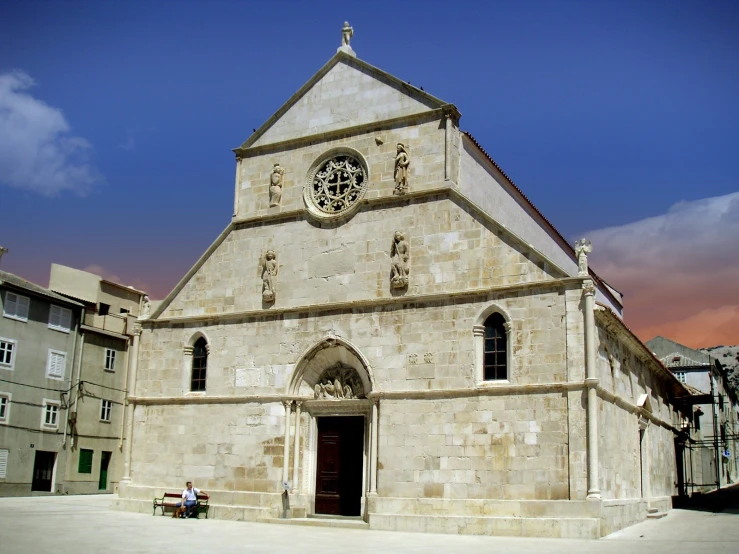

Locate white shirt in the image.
[182,487,199,501]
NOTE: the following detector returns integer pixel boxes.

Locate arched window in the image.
[483,313,507,380]
[191,337,208,392]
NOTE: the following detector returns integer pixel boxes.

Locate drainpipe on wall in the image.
[70,323,86,450]
[710,369,720,489]
[63,307,84,449]
[583,279,601,499]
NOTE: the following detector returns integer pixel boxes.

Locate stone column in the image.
[473,325,485,383]
[292,401,302,493]
[121,323,142,484]
[282,400,292,486]
[444,113,453,181]
[369,399,379,495]
[583,280,601,499]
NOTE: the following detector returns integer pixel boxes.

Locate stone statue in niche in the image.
[391,231,410,289]
[574,238,592,276]
[393,143,410,195]
[341,21,353,47]
[269,164,284,207]
[313,363,364,400]
[139,295,151,319]
[261,250,278,302]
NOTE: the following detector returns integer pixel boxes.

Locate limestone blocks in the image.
[269,164,285,207]
[391,231,410,289]
[261,250,278,303]
[393,143,410,195]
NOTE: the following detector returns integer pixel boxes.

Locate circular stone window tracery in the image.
[304,149,368,221]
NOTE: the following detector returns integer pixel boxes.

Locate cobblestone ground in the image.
[0,493,738,554]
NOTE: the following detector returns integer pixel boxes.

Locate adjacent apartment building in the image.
[0,264,147,496]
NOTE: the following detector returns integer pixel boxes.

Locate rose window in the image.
[308,155,367,215]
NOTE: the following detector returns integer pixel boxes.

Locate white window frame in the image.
[0,448,8,478]
[41,399,60,430]
[3,291,30,322]
[100,399,112,422]
[0,338,16,370]
[104,349,116,372]
[675,371,687,384]
[0,392,10,424]
[46,349,67,380]
[48,305,72,333]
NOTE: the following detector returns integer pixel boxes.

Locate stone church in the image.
[116,26,690,538]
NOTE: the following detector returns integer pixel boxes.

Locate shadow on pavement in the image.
[673,483,739,514]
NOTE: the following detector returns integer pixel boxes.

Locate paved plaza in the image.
[0,493,738,554]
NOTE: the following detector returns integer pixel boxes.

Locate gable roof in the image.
[235,51,448,152]
[0,269,84,308]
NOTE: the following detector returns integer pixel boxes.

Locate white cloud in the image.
[0,70,101,196]
[585,192,739,346]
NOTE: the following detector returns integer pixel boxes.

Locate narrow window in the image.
[98,303,110,316]
[3,292,30,322]
[100,400,112,422]
[48,305,73,332]
[0,448,8,478]
[191,337,208,392]
[104,349,116,372]
[483,313,508,380]
[0,338,16,369]
[78,449,93,473]
[0,393,9,423]
[675,371,686,384]
[46,350,66,380]
[42,400,60,429]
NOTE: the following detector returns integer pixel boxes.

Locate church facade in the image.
[116,34,690,538]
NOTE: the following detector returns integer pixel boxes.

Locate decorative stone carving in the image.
[582,279,596,296]
[306,153,367,216]
[390,231,410,289]
[261,250,278,302]
[423,353,434,364]
[313,363,365,400]
[393,143,410,195]
[269,164,285,207]
[574,238,592,276]
[140,296,151,319]
[408,353,418,364]
[341,21,353,47]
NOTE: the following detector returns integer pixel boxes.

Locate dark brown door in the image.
[315,416,364,516]
[31,451,56,492]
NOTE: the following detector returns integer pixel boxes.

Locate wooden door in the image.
[31,451,56,492]
[315,416,364,516]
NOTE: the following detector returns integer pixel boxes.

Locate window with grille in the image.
[483,313,508,381]
[46,350,66,380]
[78,449,93,473]
[100,399,112,422]
[48,305,73,332]
[0,448,8,478]
[104,349,116,372]
[0,338,15,369]
[42,400,59,429]
[3,292,30,322]
[191,337,208,392]
[0,393,9,423]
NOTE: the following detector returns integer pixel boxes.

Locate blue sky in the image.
[1,0,738,345]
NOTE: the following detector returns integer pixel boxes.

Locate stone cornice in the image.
[235,108,446,159]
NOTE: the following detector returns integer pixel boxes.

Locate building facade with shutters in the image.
[116,37,691,538]
[0,270,83,496]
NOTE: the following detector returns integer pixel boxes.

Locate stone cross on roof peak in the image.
[337,21,356,57]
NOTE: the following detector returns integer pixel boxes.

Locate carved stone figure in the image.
[269,164,284,207]
[140,295,151,319]
[574,238,592,276]
[391,231,410,289]
[393,143,410,195]
[262,250,278,302]
[341,21,353,47]
[313,363,364,400]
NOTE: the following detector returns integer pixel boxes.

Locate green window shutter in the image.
[78,449,93,474]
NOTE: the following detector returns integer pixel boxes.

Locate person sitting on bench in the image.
[176,481,204,518]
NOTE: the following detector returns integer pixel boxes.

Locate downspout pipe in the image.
[63,306,84,448]
[710,368,720,489]
[70,310,86,449]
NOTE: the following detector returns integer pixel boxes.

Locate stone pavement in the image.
[0,494,738,554]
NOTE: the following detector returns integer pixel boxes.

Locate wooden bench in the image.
[153,492,210,518]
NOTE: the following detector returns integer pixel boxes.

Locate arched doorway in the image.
[287,333,377,518]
